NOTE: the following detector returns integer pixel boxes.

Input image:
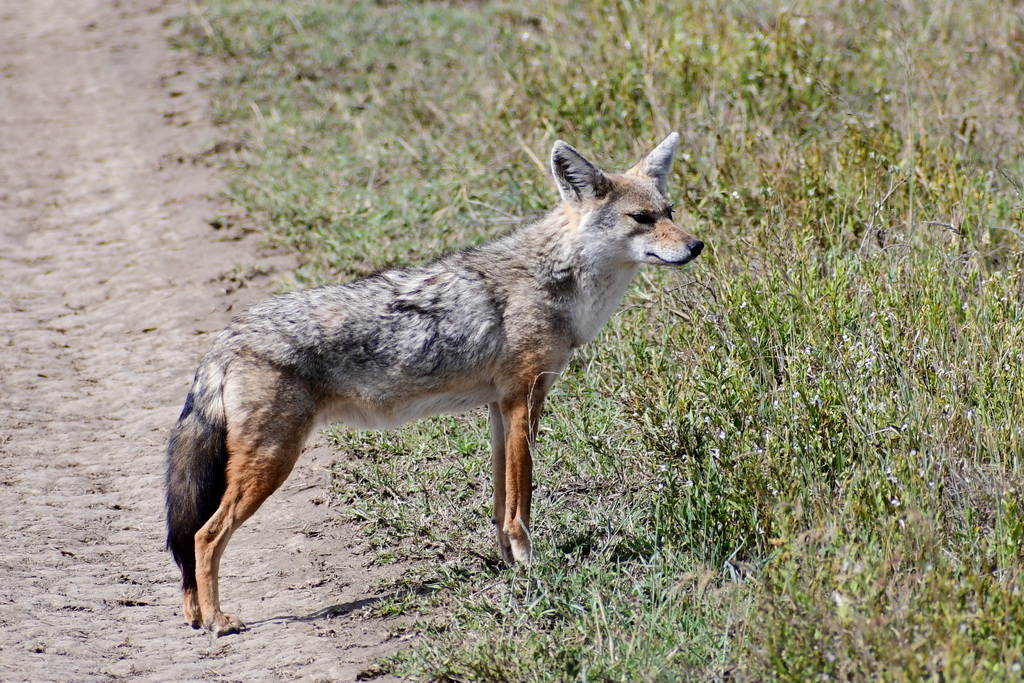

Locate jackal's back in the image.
[215,252,517,397]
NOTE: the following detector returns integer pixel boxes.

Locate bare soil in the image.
[0,1,406,679]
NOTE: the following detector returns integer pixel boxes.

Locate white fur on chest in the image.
[570,264,638,345]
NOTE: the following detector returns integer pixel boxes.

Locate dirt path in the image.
[0,1,404,680]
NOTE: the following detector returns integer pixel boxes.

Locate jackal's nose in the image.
[688,240,704,256]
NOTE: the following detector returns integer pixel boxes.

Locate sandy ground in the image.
[0,0,407,679]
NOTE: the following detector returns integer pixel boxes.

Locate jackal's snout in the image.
[642,228,704,266]
[673,238,704,265]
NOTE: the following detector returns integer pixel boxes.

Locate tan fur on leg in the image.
[194,364,315,636]
[489,402,514,564]
[500,399,537,564]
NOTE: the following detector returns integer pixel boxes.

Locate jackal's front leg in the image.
[489,403,515,564]
[498,397,538,564]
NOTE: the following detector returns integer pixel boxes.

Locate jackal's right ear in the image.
[551,141,611,205]
[627,132,679,195]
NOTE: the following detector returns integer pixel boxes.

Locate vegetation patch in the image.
[180,0,1024,678]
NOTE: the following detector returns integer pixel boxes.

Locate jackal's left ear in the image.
[627,132,679,194]
[551,141,612,205]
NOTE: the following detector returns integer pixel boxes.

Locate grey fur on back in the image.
[209,211,610,396]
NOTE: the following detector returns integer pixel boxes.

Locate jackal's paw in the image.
[496,527,515,565]
[182,591,203,629]
[510,537,534,565]
[505,524,534,565]
[209,612,246,637]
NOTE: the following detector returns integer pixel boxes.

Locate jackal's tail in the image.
[165,360,229,591]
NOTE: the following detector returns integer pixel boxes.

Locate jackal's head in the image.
[550,133,703,267]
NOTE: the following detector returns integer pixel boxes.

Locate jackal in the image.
[166,133,703,635]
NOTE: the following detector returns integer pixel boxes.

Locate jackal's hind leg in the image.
[194,398,311,636]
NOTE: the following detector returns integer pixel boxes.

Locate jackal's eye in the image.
[667,205,675,220]
[629,212,656,225]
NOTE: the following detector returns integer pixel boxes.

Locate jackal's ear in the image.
[551,141,611,205]
[627,132,679,195]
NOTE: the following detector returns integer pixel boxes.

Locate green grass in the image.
[178,0,1024,679]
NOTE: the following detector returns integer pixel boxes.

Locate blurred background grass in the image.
[178,0,1024,678]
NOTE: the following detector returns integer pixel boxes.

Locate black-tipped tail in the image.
[165,381,228,590]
